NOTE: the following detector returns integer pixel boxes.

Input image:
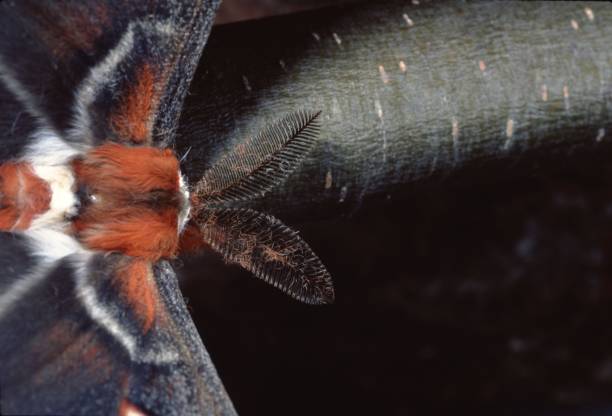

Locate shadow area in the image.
[178,146,612,415]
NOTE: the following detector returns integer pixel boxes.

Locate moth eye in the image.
[76,185,99,210]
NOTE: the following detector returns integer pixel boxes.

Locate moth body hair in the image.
[73,144,182,260]
[26,228,84,261]
[23,129,83,166]
[24,130,83,230]
[178,173,191,233]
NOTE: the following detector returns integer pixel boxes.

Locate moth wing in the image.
[129,261,237,416]
[0,0,220,149]
[196,208,335,304]
[0,231,236,416]
[0,65,42,163]
[197,110,322,204]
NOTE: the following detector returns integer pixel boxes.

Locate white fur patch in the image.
[23,129,82,166]
[30,165,78,229]
[178,173,191,233]
[27,228,84,261]
[23,130,82,230]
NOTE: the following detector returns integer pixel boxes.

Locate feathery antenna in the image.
[196,208,334,304]
[189,109,334,304]
[195,110,321,206]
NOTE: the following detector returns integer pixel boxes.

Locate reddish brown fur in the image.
[178,223,208,254]
[115,259,158,333]
[0,163,51,230]
[25,1,108,58]
[74,144,179,195]
[74,144,181,261]
[111,64,157,144]
[31,323,114,385]
[30,321,77,382]
[77,208,178,260]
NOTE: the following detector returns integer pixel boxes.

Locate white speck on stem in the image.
[399,60,407,72]
[378,65,390,84]
[429,155,438,175]
[541,84,548,101]
[452,117,460,163]
[571,19,579,31]
[374,99,383,120]
[478,60,486,72]
[375,99,386,162]
[596,128,605,142]
[242,75,252,92]
[312,32,321,42]
[452,117,459,141]
[339,185,348,203]
[403,13,414,27]
[506,118,514,138]
[412,0,420,5]
[332,32,342,46]
[325,170,333,189]
[279,60,287,72]
[563,85,570,110]
[331,96,341,115]
[585,7,594,21]
[504,118,515,149]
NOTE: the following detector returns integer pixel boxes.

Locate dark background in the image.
[179,1,612,414]
[214,0,356,24]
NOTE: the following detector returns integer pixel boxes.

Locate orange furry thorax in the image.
[73,143,182,261]
[0,144,188,262]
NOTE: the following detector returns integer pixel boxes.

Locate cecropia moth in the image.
[0,1,333,415]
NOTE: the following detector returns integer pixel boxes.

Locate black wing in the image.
[0,231,236,416]
[0,1,235,414]
[196,208,335,304]
[0,0,218,149]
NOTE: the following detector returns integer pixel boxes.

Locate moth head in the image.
[72,144,182,261]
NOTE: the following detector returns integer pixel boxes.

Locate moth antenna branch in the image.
[192,109,322,210]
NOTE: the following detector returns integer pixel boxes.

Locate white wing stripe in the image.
[70,25,135,145]
[0,230,83,319]
[0,57,52,130]
[73,257,137,358]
